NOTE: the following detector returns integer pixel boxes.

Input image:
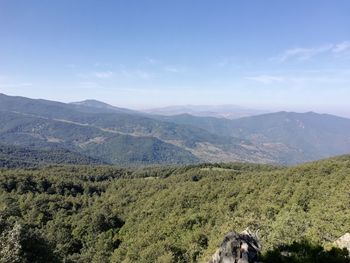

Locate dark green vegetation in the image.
[0,156,349,262]
[2,93,350,165]
[0,144,104,168]
[262,239,350,263]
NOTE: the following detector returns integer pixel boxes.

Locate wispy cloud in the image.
[141,57,187,74]
[0,82,33,88]
[246,70,350,87]
[332,41,350,53]
[145,57,161,65]
[66,64,77,69]
[273,41,350,62]
[216,58,232,67]
[274,45,333,62]
[93,71,113,79]
[0,75,33,89]
[135,70,151,79]
[164,66,187,73]
[245,75,286,84]
[94,62,112,67]
[121,70,151,80]
[79,81,98,87]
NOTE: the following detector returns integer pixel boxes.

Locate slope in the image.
[161,111,350,164]
[0,143,105,168]
[0,94,273,164]
[0,156,349,262]
[0,111,199,165]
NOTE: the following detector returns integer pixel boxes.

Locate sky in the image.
[0,0,350,115]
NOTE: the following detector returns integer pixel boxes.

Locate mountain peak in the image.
[70,99,138,114]
[71,99,114,108]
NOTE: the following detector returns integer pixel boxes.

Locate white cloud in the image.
[273,41,350,62]
[66,64,77,69]
[79,81,98,87]
[216,58,231,67]
[332,41,350,53]
[120,70,151,80]
[164,66,187,73]
[165,66,180,73]
[0,82,33,88]
[94,62,112,67]
[77,71,114,79]
[145,57,161,65]
[93,71,113,79]
[135,70,151,79]
[246,70,350,87]
[275,45,333,62]
[0,75,10,81]
[245,75,286,84]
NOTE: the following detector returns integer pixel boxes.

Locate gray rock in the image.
[208,229,261,263]
[335,233,350,253]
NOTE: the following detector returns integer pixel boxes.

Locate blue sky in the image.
[0,0,350,115]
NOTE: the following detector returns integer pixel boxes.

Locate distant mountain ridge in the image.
[143,104,267,119]
[0,94,272,165]
[161,111,350,164]
[0,93,350,165]
[0,110,200,165]
[70,99,139,115]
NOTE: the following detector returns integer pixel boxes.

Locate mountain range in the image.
[1,93,350,166]
[143,104,267,119]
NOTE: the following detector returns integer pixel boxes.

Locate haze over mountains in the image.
[1,93,350,166]
[143,105,268,119]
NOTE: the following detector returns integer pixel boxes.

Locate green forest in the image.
[0,156,350,262]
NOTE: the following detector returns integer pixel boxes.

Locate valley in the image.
[1,93,350,166]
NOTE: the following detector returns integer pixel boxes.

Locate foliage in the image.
[262,239,350,263]
[0,220,61,263]
[0,144,104,168]
[0,156,349,262]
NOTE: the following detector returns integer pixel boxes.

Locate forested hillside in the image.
[1,156,349,262]
[0,110,200,165]
[0,144,105,168]
[0,93,272,165]
[2,93,350,165]
[160,111,350,164]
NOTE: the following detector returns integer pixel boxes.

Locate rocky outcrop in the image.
[208,229,261,263]
[335,233,350,253]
